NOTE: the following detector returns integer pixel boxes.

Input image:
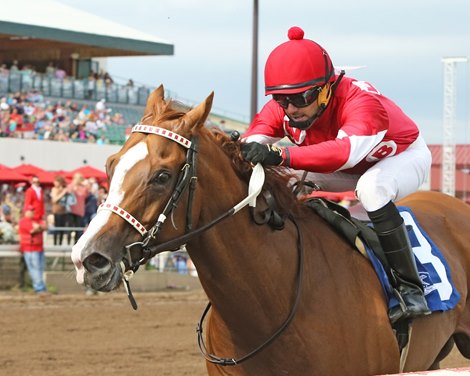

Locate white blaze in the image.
[71,142,149,284]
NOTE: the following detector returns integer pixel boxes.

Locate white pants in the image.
[295,135,432,212]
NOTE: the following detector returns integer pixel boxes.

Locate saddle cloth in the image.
[304,197,460,314]
[368,206,460,313]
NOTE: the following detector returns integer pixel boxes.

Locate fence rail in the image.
[0,71,151,106]
[0,244,196,275]
[0,244,71,257]
[0,70,249,123]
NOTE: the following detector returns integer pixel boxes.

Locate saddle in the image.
[253,191,459,362]
[251,190,410,348]
[302,197,411,352]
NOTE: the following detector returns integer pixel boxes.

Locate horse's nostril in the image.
[83,253,112,273]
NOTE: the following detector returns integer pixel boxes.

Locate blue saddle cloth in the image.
[366,206,460,313]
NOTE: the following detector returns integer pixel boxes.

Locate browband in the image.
[132,124,192,149]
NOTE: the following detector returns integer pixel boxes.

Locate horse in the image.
[71,85,470,375]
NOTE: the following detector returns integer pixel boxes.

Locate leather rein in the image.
[102,124,305,367]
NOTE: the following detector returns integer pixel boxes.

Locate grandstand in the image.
[0,0,249,147]
[42,94,145,145]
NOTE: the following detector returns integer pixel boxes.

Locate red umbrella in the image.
[66,165,107,182]
[0,164,29,183]
[12,163,56,185]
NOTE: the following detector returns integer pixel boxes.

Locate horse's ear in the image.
[184,92,214,129]
[141,85,166,122]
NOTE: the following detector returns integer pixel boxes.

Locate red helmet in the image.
[264,26,334,95]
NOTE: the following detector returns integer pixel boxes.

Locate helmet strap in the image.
[287,70,345,130]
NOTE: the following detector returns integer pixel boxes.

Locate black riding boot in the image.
[368,201,431,324]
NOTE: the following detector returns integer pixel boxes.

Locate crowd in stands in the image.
[0,175,195,278]
[0,60,246,140]
[0,173,108,246]
[0,173,110,294]
[0,90,129,143]
[0,59,117,91]
[0,58,143,144]
[0,63,206,283]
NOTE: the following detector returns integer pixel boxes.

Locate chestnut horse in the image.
[72,86,470,375]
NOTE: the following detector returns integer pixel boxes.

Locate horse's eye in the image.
[154,171,171,185]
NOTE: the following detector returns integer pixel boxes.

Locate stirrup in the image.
[389,285,431,324]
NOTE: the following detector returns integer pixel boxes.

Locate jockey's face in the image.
[283,99,320,124]
[272,86,322,125]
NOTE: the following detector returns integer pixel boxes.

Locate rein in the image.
[102,124,265,307]
[103,124,304,366]
[196,214,304,366]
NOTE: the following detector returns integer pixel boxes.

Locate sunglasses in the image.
[273,87,321,109]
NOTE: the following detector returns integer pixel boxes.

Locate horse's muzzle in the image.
[82,252,122,292]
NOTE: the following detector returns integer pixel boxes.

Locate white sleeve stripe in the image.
[241,134,282,144]
[338,130,387,170]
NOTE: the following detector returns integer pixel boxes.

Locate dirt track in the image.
[0,289,469,376]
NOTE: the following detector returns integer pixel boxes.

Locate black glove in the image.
[240,142,284,166]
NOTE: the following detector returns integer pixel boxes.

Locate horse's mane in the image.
[207,127,301,217]
[140,99,188,125]
[143,100,302,217]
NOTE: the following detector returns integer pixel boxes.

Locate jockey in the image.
[241,26,432,323]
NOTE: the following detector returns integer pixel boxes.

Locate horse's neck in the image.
[191,142,308,322]
[188,211,303,323]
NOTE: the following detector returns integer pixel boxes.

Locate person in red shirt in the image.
[23,175,45,220]
[241,26,432,323]
[17,205,48,294]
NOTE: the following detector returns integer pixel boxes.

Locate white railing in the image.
[0,244,71,257]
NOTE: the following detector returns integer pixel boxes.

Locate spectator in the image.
[87,134,97,143]
[1,203,13,223]
[86,71,96,99]
[103,72,113,87]
[23,175,45,220]
[97,185,108,205]
[0,63,9,77]
[1,190,22,226]
[95,98,106,112]
[172,248,188,274]
[54,66,67,80]
[0,204,17,244]
[45,62,56,78]
[67,172,88,244]
[0,100,10,136]
[83,179,98,226]
[9,106,23,134]
[17,205,48,295]
[50,175,68,245]
[96,134,108,145]
[9,60,19,73]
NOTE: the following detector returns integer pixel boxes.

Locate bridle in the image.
[99,124,196,238]
[99,124,266,307]
[99,123,305,367]
[98,124,201,307]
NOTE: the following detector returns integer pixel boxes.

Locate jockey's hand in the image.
[240,142,284,166]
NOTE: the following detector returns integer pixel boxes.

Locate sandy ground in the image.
[0,289,469,376]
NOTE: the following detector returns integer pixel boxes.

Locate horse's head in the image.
[71,85,214,292]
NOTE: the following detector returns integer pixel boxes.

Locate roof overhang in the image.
[0,0,174,60]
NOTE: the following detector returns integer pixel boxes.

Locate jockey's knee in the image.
[355,177,398,212]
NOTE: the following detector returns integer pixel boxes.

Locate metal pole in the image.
[441,56,468,197]
[250,0,259,121]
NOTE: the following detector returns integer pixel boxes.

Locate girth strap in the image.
[304,198,391,273]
